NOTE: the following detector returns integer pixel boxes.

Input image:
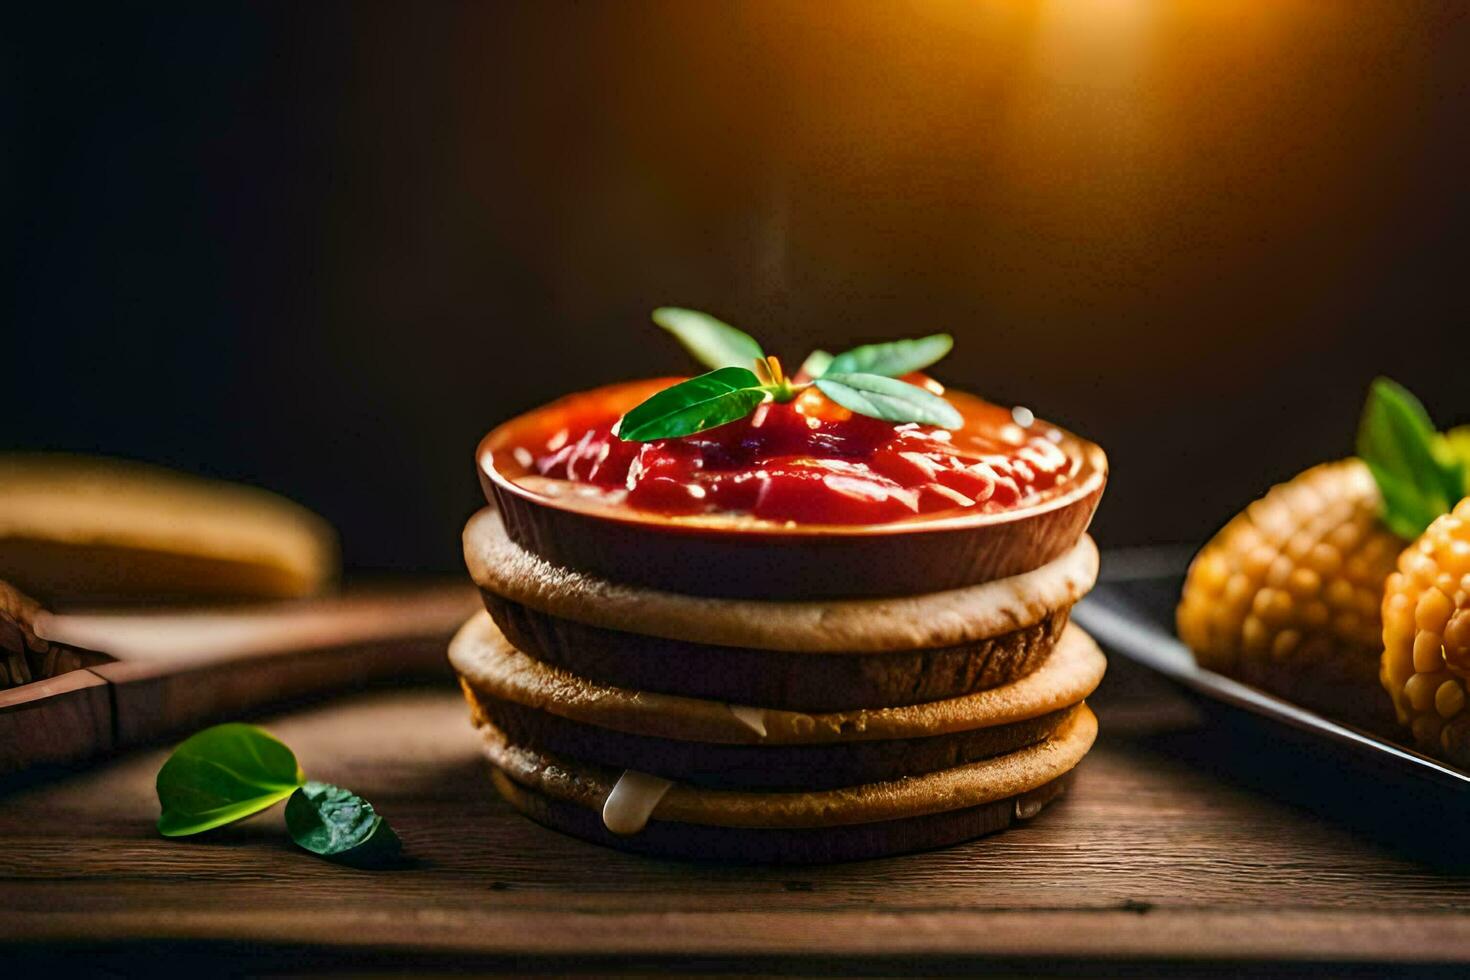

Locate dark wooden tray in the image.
[1072,546,1470,804]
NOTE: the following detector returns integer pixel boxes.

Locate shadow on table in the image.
[1086,550,1470,874]
[1112,688,1470,872]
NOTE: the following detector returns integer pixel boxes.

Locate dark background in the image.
[4,1,1466,573]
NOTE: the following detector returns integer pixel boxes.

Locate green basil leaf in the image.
[286,781,401,866]
[815,372,963,429]
[1364,460,1438,540]
[1438,426,1470,495]
[618,367,769,442]
[825,334,953,378]
[1357,378,1463,537]
[798,349,833,379]
[156,723,305,837]
[651,307,765,371]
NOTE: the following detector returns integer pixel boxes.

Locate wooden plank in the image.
[4,660,1470,968]
[0,668,113,771]
[4,582,480,758]
[7,903,1470,964]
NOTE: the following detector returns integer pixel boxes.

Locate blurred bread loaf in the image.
[0,454,337,603]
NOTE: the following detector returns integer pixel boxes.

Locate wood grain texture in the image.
[0,669,113,772]
[0,581,479,773]
[4,656,1470,973]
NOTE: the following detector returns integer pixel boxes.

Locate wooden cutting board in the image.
[0,579,480,775]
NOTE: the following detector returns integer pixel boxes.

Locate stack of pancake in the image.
[451,507,1105,863]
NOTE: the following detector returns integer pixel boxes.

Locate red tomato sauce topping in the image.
[521,386,1072,526]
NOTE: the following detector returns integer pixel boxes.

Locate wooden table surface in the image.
[6,651,1470,977]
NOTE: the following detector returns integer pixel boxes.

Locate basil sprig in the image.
[816,372,963,429]
[619,366,770,442]
[798,349,833,379]
[825,334,954,378]
[621,308,961,442]
[652,307,765,371]
[156,723,401,866]
[1358,378,1468,539]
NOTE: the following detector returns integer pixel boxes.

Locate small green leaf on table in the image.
[285,781,401,866]
[618,366,770,442]
[815,372,964,429]
[156,723,305,837]
[652,307,765,371]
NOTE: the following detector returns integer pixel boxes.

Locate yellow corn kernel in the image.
[1452,540,1470,576]
[1271,629,1302,661]
[1241,615,1269,654]
[1412,630,1445,673]
[1413,713,1444,746]
[1308,542,1342,577]
[1443,715,1470,756]
[1383,639,1414,692]
[1286,567,1322,599]
[1194,553,1229,592]
[1404,671,1442,712]
[1416,588,1453,633]
[1325,578,1356,610]
[1444,610,1470,676]
[1327,521,1362,554]
[1435,679,1466,719]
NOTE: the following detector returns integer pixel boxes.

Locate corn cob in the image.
[1177,459,1403,727]
[1380,498,1470,763]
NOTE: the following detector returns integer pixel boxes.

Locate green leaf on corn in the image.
[1358,378,1467,539]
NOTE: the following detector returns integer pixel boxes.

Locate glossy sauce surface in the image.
[498,380,1076,527]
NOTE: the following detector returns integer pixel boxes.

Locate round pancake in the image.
[482,704,1096,828]
[463,508,1097,653]
[450,612,1106,744]
[469,690,1079,790]
[492,767,1075,864]
[481,707,1096,863]
[482,592,1069,711]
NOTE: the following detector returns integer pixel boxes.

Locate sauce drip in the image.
[602,770,674,836]
[726,704,768,738]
